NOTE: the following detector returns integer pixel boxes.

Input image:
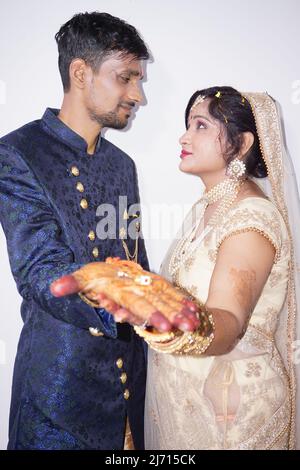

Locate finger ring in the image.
[140,320,148,330]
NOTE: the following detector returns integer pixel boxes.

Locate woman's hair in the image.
[55,12,149,92]
[185,86,267,178]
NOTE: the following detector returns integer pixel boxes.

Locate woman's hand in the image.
[50,257,200,332]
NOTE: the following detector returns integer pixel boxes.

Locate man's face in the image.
[83,53,144,129]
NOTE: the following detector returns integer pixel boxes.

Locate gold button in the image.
[92,247,99,258]
[88,230,96,241]
[89,327,104,337]
[123,389,130,400]
[71,166,80,176]
[120,372,127,384]
[116,358,123,369]
[76,182,84,193]
[80,198,88,209]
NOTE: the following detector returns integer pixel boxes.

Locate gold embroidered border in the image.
[216,226,280,263]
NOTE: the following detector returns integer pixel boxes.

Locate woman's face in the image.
[179,98,227,178]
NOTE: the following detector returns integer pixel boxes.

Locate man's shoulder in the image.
[0,119,42,152]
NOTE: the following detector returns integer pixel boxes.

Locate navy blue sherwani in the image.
[0,108,149,450]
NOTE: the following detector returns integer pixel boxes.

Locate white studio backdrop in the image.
[0,0,299,449]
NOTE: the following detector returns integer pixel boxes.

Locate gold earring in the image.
[226,158,246,180]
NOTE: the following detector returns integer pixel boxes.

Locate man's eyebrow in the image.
[122,69,144,79]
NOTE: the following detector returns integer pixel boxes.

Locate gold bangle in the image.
[138,307,215,356]
[133,325,179,343]
[78,292,101,308]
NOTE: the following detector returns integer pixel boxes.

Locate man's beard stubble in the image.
[88,106,130,130]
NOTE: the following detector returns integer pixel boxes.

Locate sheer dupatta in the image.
[243,93,300,449]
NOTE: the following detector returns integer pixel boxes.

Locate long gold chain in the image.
[121,237,138,263]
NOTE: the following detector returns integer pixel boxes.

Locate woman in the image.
[142,87,300,449]
[52,87,300,449]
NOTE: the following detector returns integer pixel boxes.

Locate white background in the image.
[0,0,299,449]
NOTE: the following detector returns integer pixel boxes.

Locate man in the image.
[0,12,149,450]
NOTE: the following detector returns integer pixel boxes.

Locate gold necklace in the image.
[169,179,244,278]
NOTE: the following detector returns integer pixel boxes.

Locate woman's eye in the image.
[196,121,206,129]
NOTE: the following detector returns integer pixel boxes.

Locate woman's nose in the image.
[179,130,189,146]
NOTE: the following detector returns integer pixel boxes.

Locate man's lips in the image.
[180,150,193,159]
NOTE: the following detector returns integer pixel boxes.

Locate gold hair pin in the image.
[190,94,206,111]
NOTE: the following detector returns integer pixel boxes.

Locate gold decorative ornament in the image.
[226,158,247,180]
[76,182,84,193]
[88,230,96,241]
[120,372,127,384]
[117,270,130,278]
[88,327,104,337]
[120,210,141,263]
[134,274,152,286]
[134,304,215,356]
[80,198,88,209]
[71,166,80,176]
[190,94,206,112]
[116,358,123,369]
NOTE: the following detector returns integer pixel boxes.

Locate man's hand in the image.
[50,257,200,332]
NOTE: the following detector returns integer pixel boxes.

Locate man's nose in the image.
[128,84,142,103]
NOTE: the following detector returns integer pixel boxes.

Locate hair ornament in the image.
[190,94,206,111]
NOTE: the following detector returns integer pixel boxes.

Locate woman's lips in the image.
[180,150,193,159]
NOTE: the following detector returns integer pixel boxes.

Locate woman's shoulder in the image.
[217,195,286,262]
[232,195,277,212]
[229,195,285,228]
[225,195,283,231]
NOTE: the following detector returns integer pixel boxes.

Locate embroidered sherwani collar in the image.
[41,108,102,154]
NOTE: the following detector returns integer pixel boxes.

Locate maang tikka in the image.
[190,94,206,112]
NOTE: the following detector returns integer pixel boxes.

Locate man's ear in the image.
[68,58,88,90]
[240,131,255,158]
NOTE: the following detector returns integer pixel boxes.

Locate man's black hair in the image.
[55,11,149,92]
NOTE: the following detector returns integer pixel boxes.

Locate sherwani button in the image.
[89,327,104,337]
[123,389,130,400]
[116,358,123,369]
[92,247,99,258]
[71,166,80,176]
[76,182,84,192]
[88,230,96,241]
[120,372,127,384]
[80,198,88,209]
